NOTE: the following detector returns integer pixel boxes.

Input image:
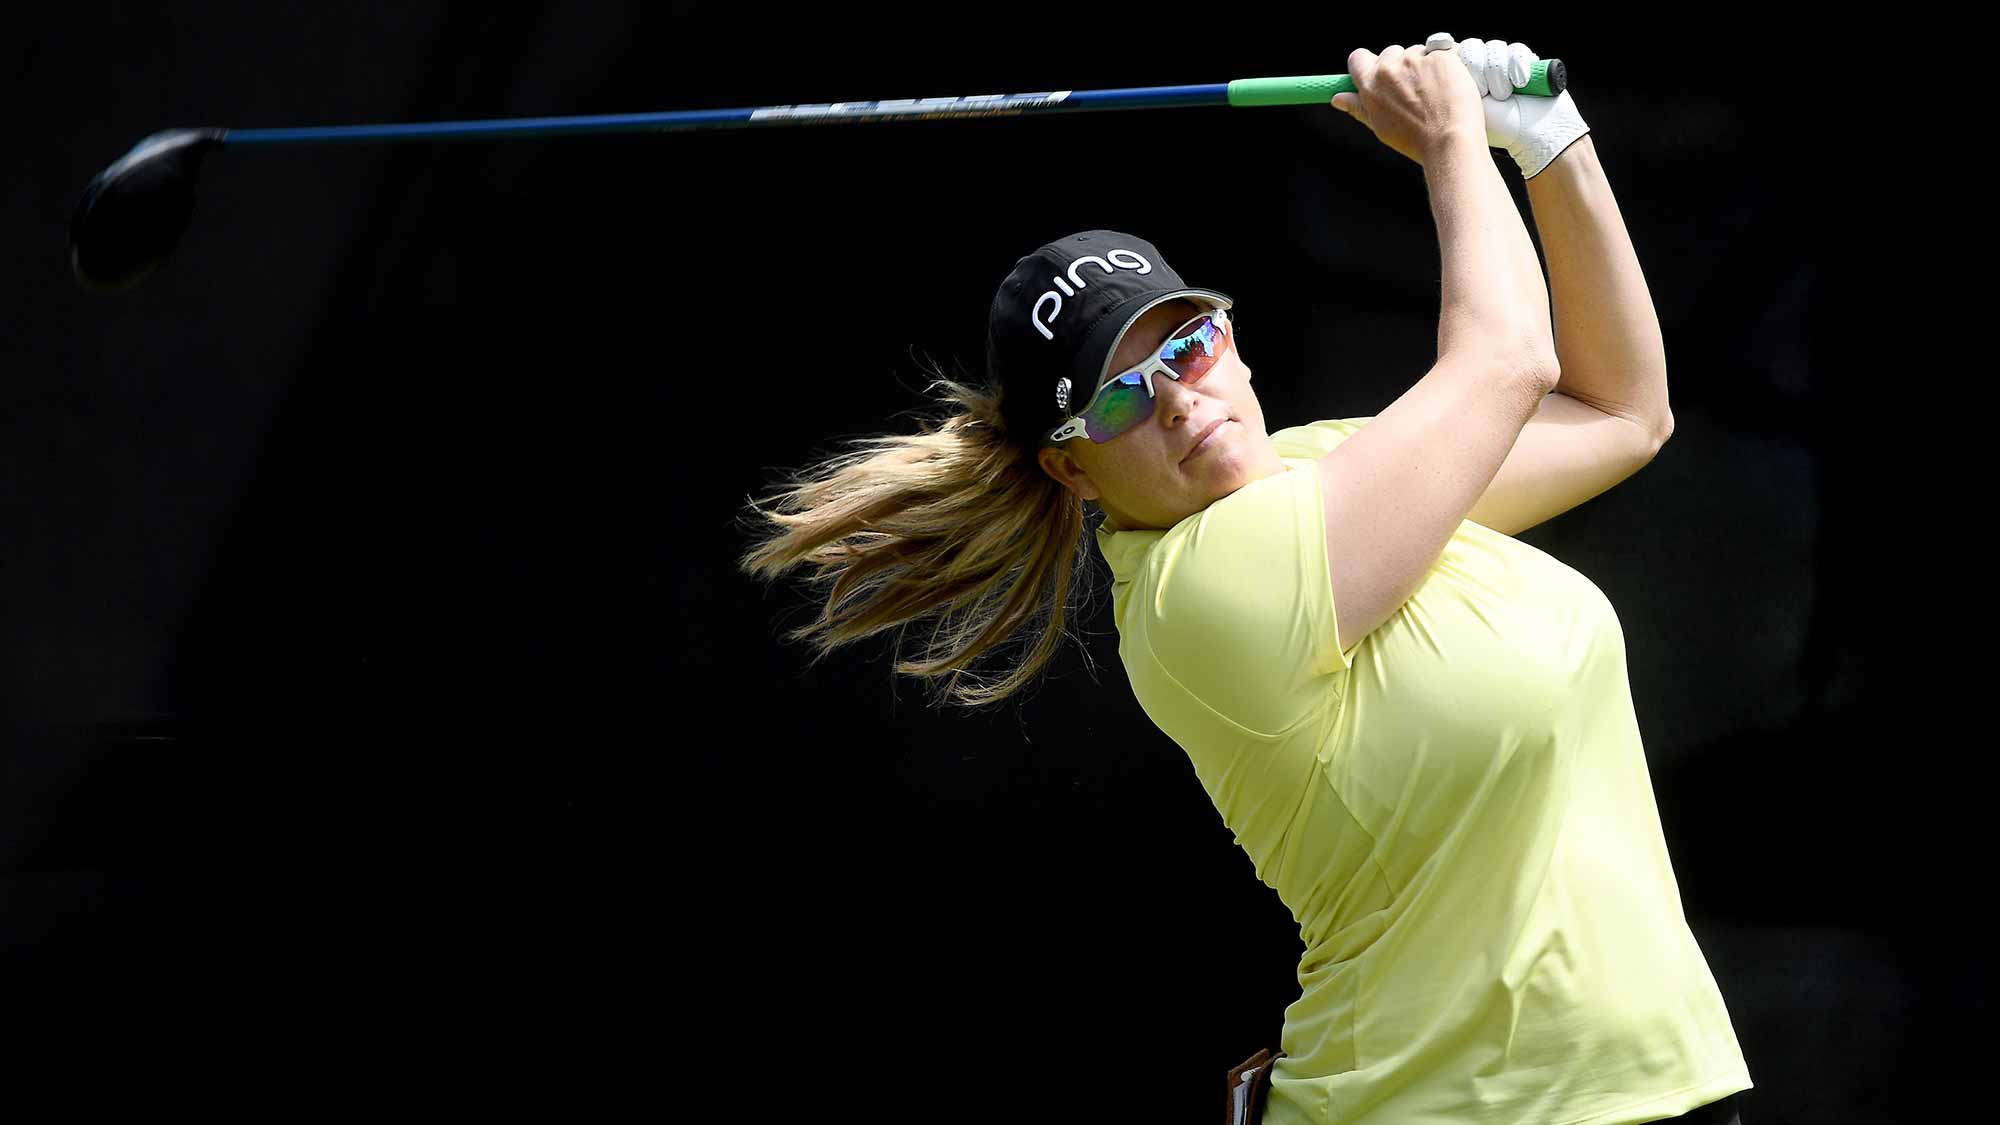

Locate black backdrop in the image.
[4,4,1972,1121]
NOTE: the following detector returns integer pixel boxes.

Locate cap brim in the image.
[1073,288,1235,394]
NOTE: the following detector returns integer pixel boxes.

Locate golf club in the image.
[69,61,1564,294]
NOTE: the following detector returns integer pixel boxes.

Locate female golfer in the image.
[739,32,1751,1125]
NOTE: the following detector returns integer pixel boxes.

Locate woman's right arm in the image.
[1318,44,1559,655]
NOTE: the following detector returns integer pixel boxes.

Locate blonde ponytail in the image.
[736,360,1102,710]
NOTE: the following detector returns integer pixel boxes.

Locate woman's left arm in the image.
[1523,135,1675,444]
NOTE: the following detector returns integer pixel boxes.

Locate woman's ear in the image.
[1036,445,1102,502]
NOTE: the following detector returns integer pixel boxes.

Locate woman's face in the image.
[1036,299,1288,531]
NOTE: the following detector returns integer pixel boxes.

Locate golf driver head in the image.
[70,128,226,294]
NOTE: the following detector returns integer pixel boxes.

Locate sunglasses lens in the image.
[1084,371,1152,442]
[1163,315,1223,380]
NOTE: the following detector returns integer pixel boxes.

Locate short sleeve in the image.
[1133,459,1351,738]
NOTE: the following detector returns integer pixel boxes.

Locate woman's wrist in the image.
[1421,122,1497,169]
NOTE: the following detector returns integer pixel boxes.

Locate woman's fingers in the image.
[1337,43,1418,121]
[1455,36,1540,100]
[1457,37,1497,98]
[1338,46,1374,118]
[1331,38,1487,163]
[1457,38,1485,96]
[1507,42,1537,90]
[1336,40,1450,119]
[1481,41,1512,99]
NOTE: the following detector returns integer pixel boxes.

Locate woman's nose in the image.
[1155,375,1202,423]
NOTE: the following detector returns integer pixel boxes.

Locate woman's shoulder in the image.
[1270,416,1374,461]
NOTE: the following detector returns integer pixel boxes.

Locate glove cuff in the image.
[1508,89,1591,179]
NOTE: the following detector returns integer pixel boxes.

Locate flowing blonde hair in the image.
[734,355,1105,710]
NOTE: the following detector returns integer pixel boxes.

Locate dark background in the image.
[4,4,1968,1120]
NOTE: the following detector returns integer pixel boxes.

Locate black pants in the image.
[1663,1092,1742,1124]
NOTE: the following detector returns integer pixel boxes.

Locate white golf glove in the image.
[1424,31,1590,179]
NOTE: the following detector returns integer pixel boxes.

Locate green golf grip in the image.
[1228,58,1565,107]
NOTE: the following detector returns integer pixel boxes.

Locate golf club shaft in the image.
[68,60,1569,293]
[220,63,1565,146]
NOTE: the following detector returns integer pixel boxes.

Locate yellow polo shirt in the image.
[1095,417,1752,1124]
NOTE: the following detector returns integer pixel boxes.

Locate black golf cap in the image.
[987,230,1232,452]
